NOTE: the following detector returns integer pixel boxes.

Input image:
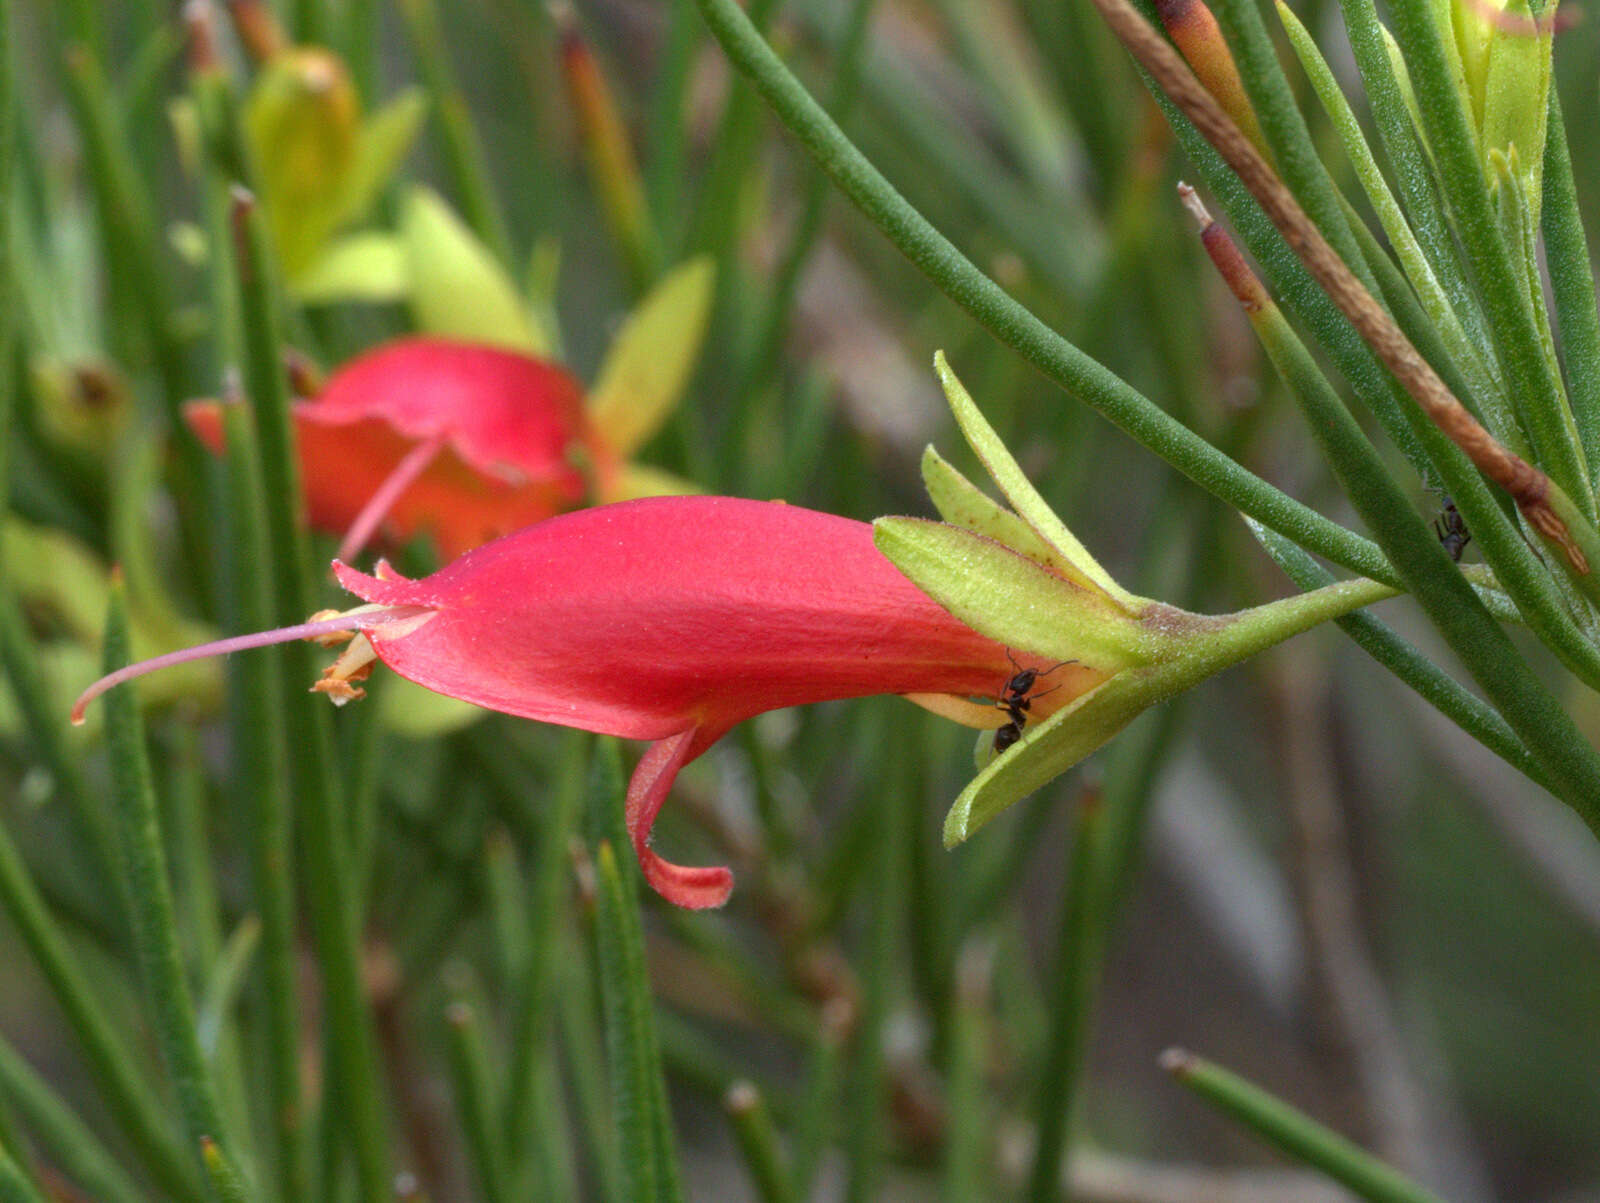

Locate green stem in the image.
[1217,216,1600,689]
[0,1035,145,1203]
[1025,790,1105,1203]
[693,0,1399,589]
[101,585,244,1198]
[1157,76,1600,670]
[1384,0,1594,522]
[724,1083,797,1203]
[1541,87,1600,485]
[230,189,394,1203]
[1251,520,1552,793]
[399,0,513,264]
[1163,1051,1450,1203]
[0,799,202,1201]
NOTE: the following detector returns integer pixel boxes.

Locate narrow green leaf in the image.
[1384,0,1594,522]
[592,842,662,1203]
[0,807,201,1201]
[195,916,262,1060]
[942,941,992,1202]
[1247,518,1552,793]
[230,187,394,1203]
[504,731,588,1162]
[691,0,1400,590]
[101,583,242,1193]
[1276,0,1508,441]
[446,1000,511,1203]
[217,399,308,1203]
[724,1083,797,1203]
[1541,88,1600,485]
[397,0,511,261]
[1026,789,1105,1202]
[0,1146,46,1203]
[1162,1050,1450,1203]
[0,1035,146,1203]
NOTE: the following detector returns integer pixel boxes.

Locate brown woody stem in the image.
[1090,0,1585,570]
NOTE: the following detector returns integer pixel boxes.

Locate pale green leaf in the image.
[587,257,715,456]
[379,676,489,737]
[400,186,543,353]
[293,232,409,304]
[601,462,703,502]
[336,88,427,228]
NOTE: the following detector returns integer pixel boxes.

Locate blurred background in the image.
[3,0,1600,1199]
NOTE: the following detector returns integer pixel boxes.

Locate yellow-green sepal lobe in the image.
[934,353,1142,611]
[873,517,1154,670]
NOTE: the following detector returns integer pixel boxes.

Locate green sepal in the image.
[399,185,545,353]
[245,48,360,279]
[601,462,703,503]
[934,352,1141,610]
[336,87,427,231]
[293,231,408,304]
[946,673,1146,846]
[1478,0,1551,207]
[872,517,1153,670]
[921,445,1078,574]
[586,257,715,458]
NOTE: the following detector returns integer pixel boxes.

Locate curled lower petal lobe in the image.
[627,726,735,908]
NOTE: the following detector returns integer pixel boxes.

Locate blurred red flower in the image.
[186,338,599,560]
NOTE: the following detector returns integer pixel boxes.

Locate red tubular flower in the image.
[330,497,1085,906]
[185,338,593,560]
[74,496,1104,907]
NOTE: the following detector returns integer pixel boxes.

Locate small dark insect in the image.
[1434,496,1471,562]
[992,651,1076,755]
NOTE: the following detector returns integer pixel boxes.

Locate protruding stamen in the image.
[337,431,451,564]
[71,604,430,725]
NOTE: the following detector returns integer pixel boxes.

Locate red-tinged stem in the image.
[337,431,450,564]
[70,606,429,724]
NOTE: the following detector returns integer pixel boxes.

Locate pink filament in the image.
[336,431,450,564]
[71,606,429,725]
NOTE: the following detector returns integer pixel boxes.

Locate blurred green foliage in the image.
[3,0,1600,1200]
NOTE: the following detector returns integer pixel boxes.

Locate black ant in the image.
[1434,496,1471,562]
[992,651,1076,755]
